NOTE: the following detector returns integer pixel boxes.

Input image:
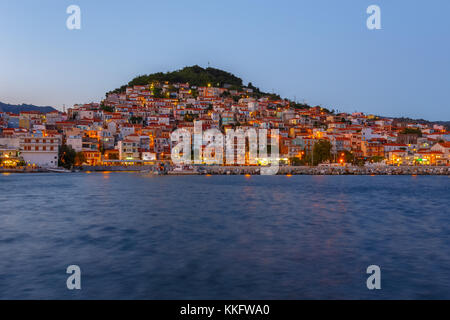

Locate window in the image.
[35,146,39,151]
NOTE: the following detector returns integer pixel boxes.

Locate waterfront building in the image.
[19,135,60,167]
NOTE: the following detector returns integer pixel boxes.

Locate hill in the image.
[109,65,246,94]
[391,117,450,130]
[0,102,57,114]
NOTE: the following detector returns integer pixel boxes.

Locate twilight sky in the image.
[0,0,449,120]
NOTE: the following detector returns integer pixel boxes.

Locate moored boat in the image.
[47,168,72,173]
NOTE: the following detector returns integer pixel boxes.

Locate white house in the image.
[20,135,60,167]
[66,135,83,152]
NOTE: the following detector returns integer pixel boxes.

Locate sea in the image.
[0,172,449,299]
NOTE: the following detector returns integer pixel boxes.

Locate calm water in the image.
[0,172,449,299]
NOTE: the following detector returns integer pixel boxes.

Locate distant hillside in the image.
[391,117,450,130]
[0,102,57,114]
[109,65,245,94]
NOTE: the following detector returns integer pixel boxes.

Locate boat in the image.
[140,169,162,175]
[167,165,200,175]
[47,168,72,173]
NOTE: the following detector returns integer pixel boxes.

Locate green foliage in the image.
[110,65,244,94]
[17,159,27,167]
[232,96,240,103]
[370,156,385,163]
[152,87,164,98]
[320,107,333,114]
[100,104,115,113]
[190,88,199,99]
[341,150,355,163]
[289,157,306,166]
[268,94,281,101]
[129,116,143,124]
[184,114,198,122]
[59,144,76,169]
[312,140,332,165]
[74,152,86,166]
[292,102,311,110]
[400,128,422,136]
[220,90,231,98]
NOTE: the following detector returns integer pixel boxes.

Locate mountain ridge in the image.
[0,102,57,114]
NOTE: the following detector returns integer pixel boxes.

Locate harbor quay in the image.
[42,165,450,175]
[2,164,449,175]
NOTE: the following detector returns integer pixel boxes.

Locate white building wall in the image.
[66,137,83,152]
[0,137,20,148]
[22,151,59,168]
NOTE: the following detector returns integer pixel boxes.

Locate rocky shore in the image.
[3,165,449,176]
[200,165,450,176]
[0,167,48,173]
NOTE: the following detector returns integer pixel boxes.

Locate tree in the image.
[59,145,76,169]
[370,156,385,163]
[152,87,164,98]
[289,157,305,166]
[184,114,198,122]
[129,116,143,124]
[400,128,422,137]
[74,152,86,166]
[190,88,199,99]
[220,90,230,98]
[312,140,332,165]
[341,150,355,164]
[108,65,245,94]
[100,104,114,113]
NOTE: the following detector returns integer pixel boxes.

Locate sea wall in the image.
[202,165,450,176]
[5,165,447,175]
[81,165,155,172]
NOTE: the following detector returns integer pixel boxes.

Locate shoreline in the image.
[2,165,449,176]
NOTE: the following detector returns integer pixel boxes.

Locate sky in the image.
[0,0,449,120]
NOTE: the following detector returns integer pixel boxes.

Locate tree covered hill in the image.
[109,65,245,94]
[392,117,450,130]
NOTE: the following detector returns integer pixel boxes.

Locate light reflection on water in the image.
[0,173,449,299]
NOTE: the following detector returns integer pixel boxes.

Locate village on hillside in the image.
[1,68,449,171]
